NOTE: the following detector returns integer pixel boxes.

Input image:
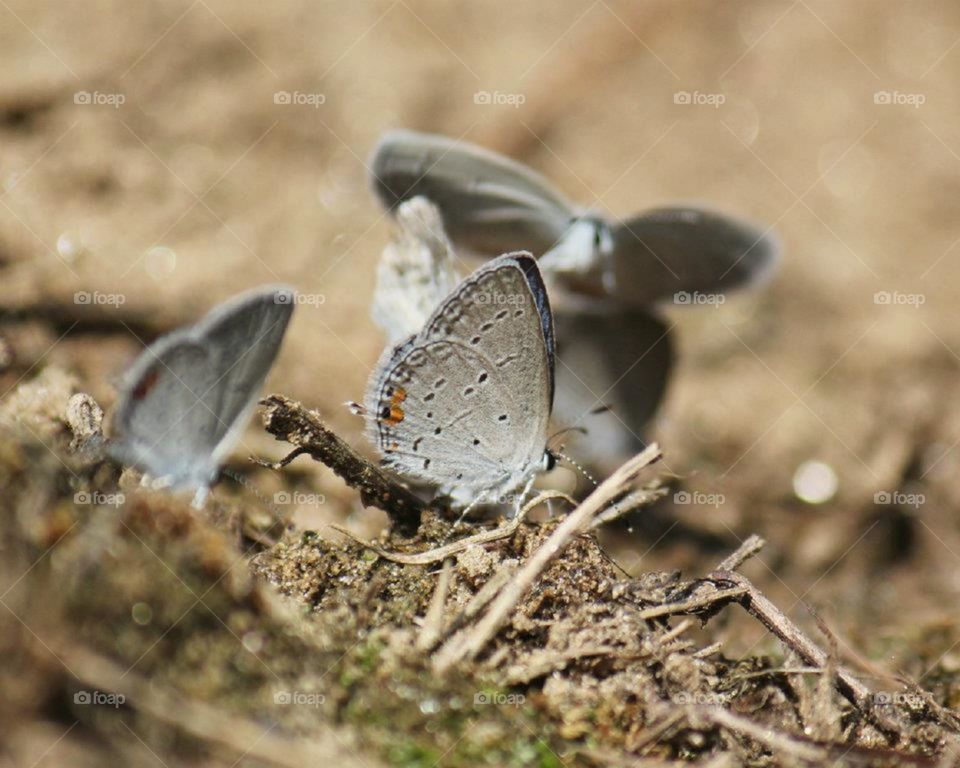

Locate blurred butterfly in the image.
[370,129,780,306]
[109,285,295,506]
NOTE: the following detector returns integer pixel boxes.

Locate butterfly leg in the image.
[454,488,490,527]
[512,475,537,518]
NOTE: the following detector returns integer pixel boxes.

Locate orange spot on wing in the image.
[383,387,407,425]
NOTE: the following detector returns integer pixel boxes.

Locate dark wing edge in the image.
[510,252,555,408]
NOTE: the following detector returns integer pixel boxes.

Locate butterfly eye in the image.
[544,451,557,471]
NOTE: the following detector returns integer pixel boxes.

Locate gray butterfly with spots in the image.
[365,252,554,506]
[109,285,295,506]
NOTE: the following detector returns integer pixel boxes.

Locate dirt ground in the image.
[4,1,960,765]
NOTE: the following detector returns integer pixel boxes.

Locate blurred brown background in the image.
[3,1,960,665]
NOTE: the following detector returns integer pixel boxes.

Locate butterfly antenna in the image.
[550,448,599,489]
[551,449,627,522]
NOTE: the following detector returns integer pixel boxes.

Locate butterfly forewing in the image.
[367,253,554,501]
[607,207,781,306]
[371,130,575,258]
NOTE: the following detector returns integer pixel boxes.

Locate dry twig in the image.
[258,394,423,534]
[330,490,575,565]
[433,444,662,672]
[417,558,453,651]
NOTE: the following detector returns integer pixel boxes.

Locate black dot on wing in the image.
[426,411,433,419]
[423,458,431,469]
[473,438,480,446]
[477,372,488,383]
[434,426,441,435]
[456,472,463,480]
[413,438,422,451]
[495,310,508,320]
[470,336,481,345]
[464,386,474,396]
[379,406,391,418]
[424,392,435,401]
[434,378,446,389]
[498,414,508,422]
[514,309,524,317]
[480,321,493,332]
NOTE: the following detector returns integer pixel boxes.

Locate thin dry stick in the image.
[715,534,766,572]
[587,485,668,530]
[695,706,828,763]
[431,562,518,650]
[329,490,575,565]
[259,394,423,534]
[659,617,693,645]
[433,444,662,673]
[417,558,453,651]
[709,570,872,708]
[634,587,749,621]
[630,709,687,754]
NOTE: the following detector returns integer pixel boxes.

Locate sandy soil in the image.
[4,1,960,764]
